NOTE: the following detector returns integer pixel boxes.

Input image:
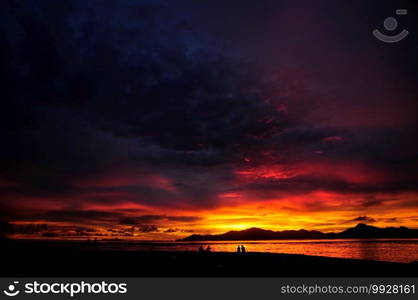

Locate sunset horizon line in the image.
[4,221,418,241]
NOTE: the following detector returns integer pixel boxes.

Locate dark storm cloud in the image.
[0,0,286,212]
[31,210,123,223]
[362,195,383,208]
[0,0,418,221]
[0,220,100,237]
[12,223,50,234]
[119,214,202,225]
[137,225,159,233]
[344,216,377,224]
[2,0,282,157]
[119,215,164,225]
[279,127,345,145]
[121,224,160,234]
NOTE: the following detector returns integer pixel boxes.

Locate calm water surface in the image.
[93,239,418,263]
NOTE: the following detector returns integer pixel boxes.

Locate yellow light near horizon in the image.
[223,224,253,230]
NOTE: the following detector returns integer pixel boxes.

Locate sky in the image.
[1,0,418,240]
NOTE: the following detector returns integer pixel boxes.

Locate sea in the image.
[83,238,418,263]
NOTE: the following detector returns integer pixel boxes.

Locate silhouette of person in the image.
[206,245,211,252]
[241,245,246,253]
[237,245,241,253]
[198,245,204,252]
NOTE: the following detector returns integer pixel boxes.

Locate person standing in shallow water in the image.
[237,245,241,253]
[241,245,246,253]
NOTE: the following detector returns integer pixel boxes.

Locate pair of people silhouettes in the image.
[198,245,211,252]
[237,245,246,253]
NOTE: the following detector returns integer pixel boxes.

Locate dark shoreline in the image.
[2,242,417,277]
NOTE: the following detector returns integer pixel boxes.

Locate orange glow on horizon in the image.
[7,190,418,241]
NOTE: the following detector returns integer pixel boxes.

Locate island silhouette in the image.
[180,223,418,241]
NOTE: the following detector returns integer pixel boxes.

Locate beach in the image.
[2,241,416,277]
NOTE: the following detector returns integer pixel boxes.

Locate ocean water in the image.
[91,238,418,263]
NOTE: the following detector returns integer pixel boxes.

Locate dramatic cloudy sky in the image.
[1,0,417,239]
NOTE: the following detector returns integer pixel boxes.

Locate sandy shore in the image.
[2,241,416,277]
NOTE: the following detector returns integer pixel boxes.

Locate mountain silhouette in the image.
[180,223,418,241]
[338,223,418,239]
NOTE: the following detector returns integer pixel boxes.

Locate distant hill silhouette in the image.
[338,223,418,239]
[179,223,418,241]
